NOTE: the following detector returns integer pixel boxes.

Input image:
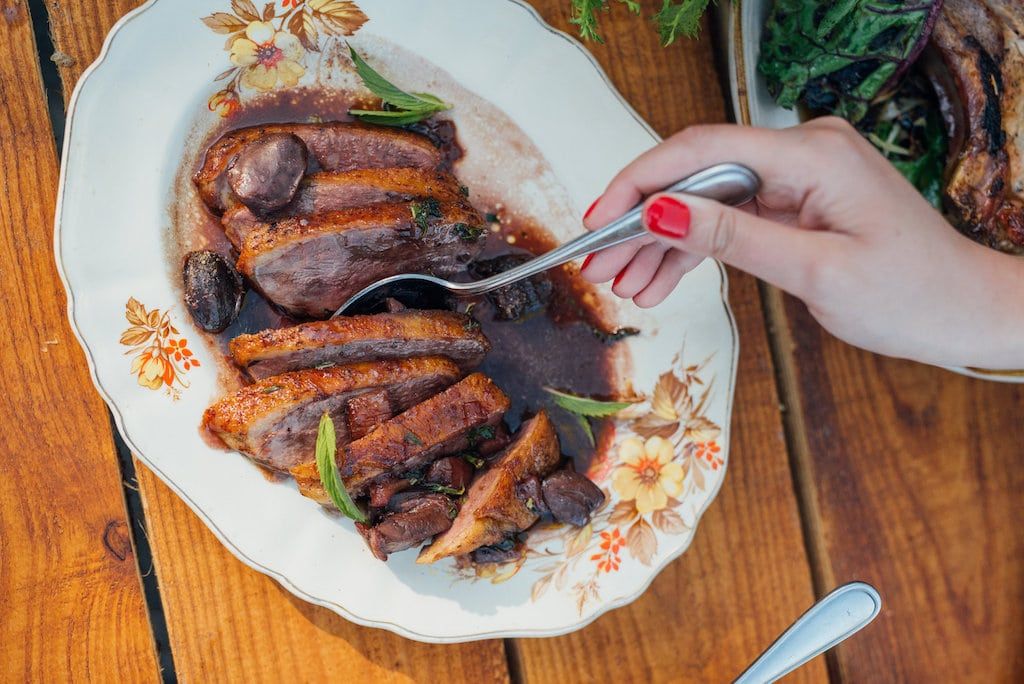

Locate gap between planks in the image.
[27,0,179,679]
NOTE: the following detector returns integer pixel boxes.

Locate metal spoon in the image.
[333,162,760,316]
[735,582,882,683]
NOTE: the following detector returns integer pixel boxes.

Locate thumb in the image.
[642,192,826,297]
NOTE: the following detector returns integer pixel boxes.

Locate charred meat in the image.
[236,201,487,319]
[364,493,456,561]
[469,254,553,321]
[229,309,489,379]
[194,121,443,214]
[203,357,461,471]
[418,410,561,564]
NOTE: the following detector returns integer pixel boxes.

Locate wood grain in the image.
[0,0,158,680]
[511,4,825,682]
[45,0,510,681]
[134,463,510,684]
[772,292,1024,682]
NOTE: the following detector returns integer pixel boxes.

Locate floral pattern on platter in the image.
[201,0,368,116]
[451,352,723,615]
[120,298,198,398]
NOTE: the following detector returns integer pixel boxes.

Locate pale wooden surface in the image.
[0,0,158,680]
[8,0,1024,681]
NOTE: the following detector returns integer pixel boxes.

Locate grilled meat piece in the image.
[928,0,1024,252]
[236,201,486,319]
[541,469,605,527]
[364,493,456,561]
[229,310,490,380]
[340,373,510,495]
[469,254,553,321]
[221,168,465,248]
[425,456,474,492]
[344,388,393,441]
[194,122,442,214]
[226,132,308,214]
[367,476,414,508]
[203,357,460,471]
[418,411,560,564]
[182,250,244,333]
[470,541,524,565]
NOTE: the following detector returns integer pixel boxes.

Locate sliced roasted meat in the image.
[194,121,443,213]
[345,388,393,441]
[226,132,308,214]
[418,411,561,564]
[340,373,510,495]
[229,309,490,379]
[364,493,456,561]
[236,200,486,319]
[203,357,461,471]
[221,168,465,248]
[367,476,414,508]
[425,456,474,492]
[928,0,1024,252]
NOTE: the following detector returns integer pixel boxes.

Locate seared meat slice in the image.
[425,456,474,492]
[345,389,393,441]
[236,201,486,319]
[221,168,465,248]
[928,0,1024,252]
[364,494,456,561]
[229,309,490,380]
[341,373,510,495]
[226,132,308,214]
[194,122,442,214]
[203,357,460,471]
[367,476,414,508]
[418,411,560,564]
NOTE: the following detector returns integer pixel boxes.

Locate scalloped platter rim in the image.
[55,0,740,642]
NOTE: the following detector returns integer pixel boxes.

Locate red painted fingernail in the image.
[581,254,594,270]
[646,196,690,239]
[613,269,626,287]
[583,197,601,220]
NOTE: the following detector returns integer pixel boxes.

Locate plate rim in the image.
[54,0,741,642]
[725,0,1024,385]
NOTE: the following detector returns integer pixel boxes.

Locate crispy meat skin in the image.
[203,357,460,471]
[930,0,1024,252]
[221,168,465,248]
[194,122,442,214]
[341,373,509,494]
[292,373,508,504]
[418,411,561,564]
[365,494,455,561]
[236,200,485,319]
[229,309,490,379]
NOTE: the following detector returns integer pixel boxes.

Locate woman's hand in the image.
[580,117,1024,370]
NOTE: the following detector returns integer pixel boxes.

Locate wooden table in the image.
[2,1,1022,681]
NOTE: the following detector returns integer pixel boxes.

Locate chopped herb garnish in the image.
[463,316,482,332]
[544,387,638,417]
[575,413,596,446]
[315,413,367,522]
[403,430,425,446]
[462,453,485,469]
[314,361,336,370]
[452,223,485,243]
[410,198,441,235]
[525,497,536,512]
[484,212,500,224]
[425,483,465,496]
[261,385,283,394]
[347,46,450,126]
[459,184,470,198]
[467,425,496,445]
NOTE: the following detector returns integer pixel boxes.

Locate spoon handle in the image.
[456,162,760,296]
[734,582,882,684]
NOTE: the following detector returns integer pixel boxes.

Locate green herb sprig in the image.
[348,46,450,126]
[544,388,639,446]
[570,0,709,46]
[315,413,367,523]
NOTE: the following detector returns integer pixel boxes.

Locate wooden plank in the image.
[511,4,825,682]
[46,0,510,681]
[0,0,159,680]
[133,463,510,683]
[771,292,1024,682]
